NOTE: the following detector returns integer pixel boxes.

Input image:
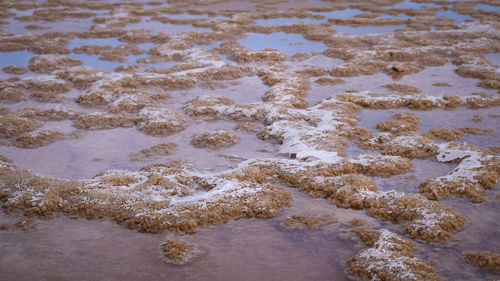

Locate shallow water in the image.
[239,32,326,55]
[332,24,406,35]
[0,0,499,280]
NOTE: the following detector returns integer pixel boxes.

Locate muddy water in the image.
[0,0,499,280]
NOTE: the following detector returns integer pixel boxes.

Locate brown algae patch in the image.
[191,129,239,150]
[429,128,465,141]
[129,143,177,162]
[464,251,500,272]
[160,239,203,265]
[135,107,186,136]
[282,213,334,229]
[347,228,442,281]
[375,112,420,134]
[0,161,291,233]
[420,142,499,203]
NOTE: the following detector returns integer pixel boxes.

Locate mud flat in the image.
[0,0,499,280]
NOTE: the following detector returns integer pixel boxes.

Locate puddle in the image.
[310,8,364,19]
[380,13,411,20]
[124,17,211,34]
[485,52,500,67]
[387,0,440,9]
[0,1,499,280]
[436,10,473,24]
[164,13,228,20]
[67,53,147,72]
[239,32,326,56]
[474,4,500,12]
[332,24,406,35]
[0,50,34,69]
[357,107,500,149]
[256,17,325,26]
[68,37,122,50]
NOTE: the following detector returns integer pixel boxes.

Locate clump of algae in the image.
[191,129,239,150]
[420,142,499,203]
[464,251,500,272]
[282,214,334,229]
[160,239,203,265]
[129,143,177,162]
[347,228,442,281]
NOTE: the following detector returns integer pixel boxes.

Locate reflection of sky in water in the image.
[310,8,364,19]
[239,32,326,55]
[12,9,35,16]
[387,0,440,9]
[137,42,156,50]
[68,37,122,49]
[474,4,500,12]
[333,25,405,35]
[380,13,411,20]
[256,17,324,26]
[0,50,34,69]
[485,53,500,67]
[124,17,210,34]
[164,13,228,20]
[436,10,472,24]
[68,53,148,72]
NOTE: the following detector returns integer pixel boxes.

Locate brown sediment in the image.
[337,91,500,110]
[0,162,291,233]
[0,224,9,230]
[73,112,135,130]
[375,113,420,134]
[464,251,500,272]
[472,115,484,122]
[347,228,442,281]
[129,143,177,162]
[15,218,37,231]
[135,107,186,136]
[420,142,500,203]
[13,130,64,148]
[191,129,239,150]
[458,127,494,135]
[160,239,203,265]
[232,158,463,242]
[348,218,365,226]
[383,83,421,94]
[282,214,334,229]
[0,87,25,102]
[29,91,59,103]
[315,77,345,85]
[379,133,438,159]
[28,55,83,73]
[432,82,452,87]
[0,114,37,138]
[428,128,465,141]
[2,66,28,75]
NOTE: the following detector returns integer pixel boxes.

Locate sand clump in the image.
[129,143,177,162]
[464,251,500,272]
[347,228,442,281]
[160,239,203,265]
[191,129,239,150]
